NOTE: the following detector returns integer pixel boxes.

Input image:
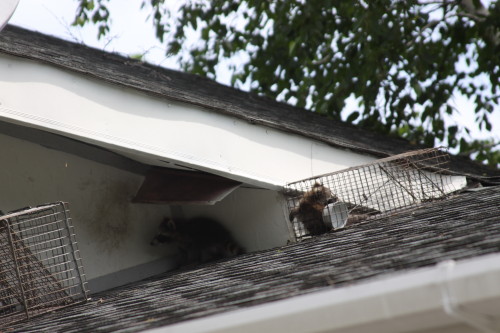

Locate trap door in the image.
[284,148,462,240]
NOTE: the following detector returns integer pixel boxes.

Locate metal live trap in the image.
[284,148,461,240]
[0,202,88,327]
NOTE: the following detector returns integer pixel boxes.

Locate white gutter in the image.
[145,253,500,333]
[439,260,499,333]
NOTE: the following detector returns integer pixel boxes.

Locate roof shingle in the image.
[8,186,500,333]
[0,25,498,179]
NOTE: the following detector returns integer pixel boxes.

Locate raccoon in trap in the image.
[151,217,244,267]
[289,182,337,236]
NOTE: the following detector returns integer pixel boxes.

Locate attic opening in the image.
[133,167,242,205]
[284,148,465,241]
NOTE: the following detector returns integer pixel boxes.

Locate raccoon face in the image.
[150,218,177,246]
[310,183,334,204]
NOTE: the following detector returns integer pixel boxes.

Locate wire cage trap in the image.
[284,148,463,240]
[0,202,88,327]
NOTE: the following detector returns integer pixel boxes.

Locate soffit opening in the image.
[133,167,242,205]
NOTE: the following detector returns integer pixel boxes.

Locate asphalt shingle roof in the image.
[0,25,498,180]
[1,26,499,332]
[8,186,500,333]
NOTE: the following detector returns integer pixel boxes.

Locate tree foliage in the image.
[74,0,500,166]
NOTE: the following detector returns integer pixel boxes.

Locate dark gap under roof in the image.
[133,167,242,204]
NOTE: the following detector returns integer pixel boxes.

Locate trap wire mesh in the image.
[285,148,462,240]
[0,202,88,327]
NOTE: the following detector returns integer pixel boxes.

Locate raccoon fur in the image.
[151,217,244,267]
[289,183,336,236]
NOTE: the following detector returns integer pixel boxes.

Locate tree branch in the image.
[312,53,332,66]
[459,0,489,20]
[459,0,500,46]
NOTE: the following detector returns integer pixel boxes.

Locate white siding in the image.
[0,132,167,281]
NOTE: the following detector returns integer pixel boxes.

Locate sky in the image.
[9,0,177,68]
[5,0,500,152]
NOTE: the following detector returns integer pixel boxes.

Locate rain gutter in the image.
[146,252,500,333]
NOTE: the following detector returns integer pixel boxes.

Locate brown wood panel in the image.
[133,168,241,204]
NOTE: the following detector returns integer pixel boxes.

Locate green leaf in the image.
[346,111,360,123]
[71,0,499,165]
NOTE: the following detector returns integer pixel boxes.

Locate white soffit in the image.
[0,54,376,189]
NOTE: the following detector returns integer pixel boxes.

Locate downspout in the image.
[439,260,499,333]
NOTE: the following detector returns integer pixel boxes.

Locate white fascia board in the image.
[0,54,376,190]
[145,253,500,333]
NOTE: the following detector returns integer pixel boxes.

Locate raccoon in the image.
[289,182,336,236]
[151,217,244,267]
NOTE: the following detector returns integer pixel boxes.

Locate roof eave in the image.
[0,25,497,180]
[147,252,500,333]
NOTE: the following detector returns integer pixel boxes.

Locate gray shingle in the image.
[0,25,498,179]
[8,186,500,333]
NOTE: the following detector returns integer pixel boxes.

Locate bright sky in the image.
[6,0,500,152]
